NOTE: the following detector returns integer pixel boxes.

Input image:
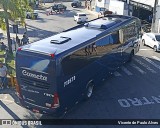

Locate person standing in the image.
[35,0,39,8]
[21,35,29,45]
[0,61,8,89]
[12,37,16,51]
[0,42,7,51]
[16,36,21,46]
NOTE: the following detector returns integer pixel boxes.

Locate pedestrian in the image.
[92,43,97,53]
[23,32,28,38]
[21,35,28,45]
[0,42,7,51]
[16,36,21,46]
[0,61,8,89]
[12,37,16,51]
[23,32,29,43]
[35,0,39,8]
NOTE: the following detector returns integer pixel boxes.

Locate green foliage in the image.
[0,0,32,53]
[0,18,6,30]
[0,50,16,76]
[0,0,32,27]
[0,50,5,55]
[6,52,16,76]
[0,58,4,63]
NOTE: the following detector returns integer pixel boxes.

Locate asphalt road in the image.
[24,2,97,43]
[1,2,160,128]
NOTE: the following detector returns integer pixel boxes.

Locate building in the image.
[95,0,154,23]
[95,0,129,15]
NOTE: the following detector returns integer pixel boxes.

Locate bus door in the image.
[16,51,58,112]
[109,31,124,66]
[122,38,135,62]
[120,22,137,62]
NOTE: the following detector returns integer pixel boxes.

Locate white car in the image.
[74,13,88,23]
[142,33,160,52]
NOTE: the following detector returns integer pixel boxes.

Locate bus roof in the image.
[20,15,137,56]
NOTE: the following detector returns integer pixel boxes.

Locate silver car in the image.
[142,33,160,52]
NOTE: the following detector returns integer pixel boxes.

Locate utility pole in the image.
[152,0,158,32]
[127,0,130,16]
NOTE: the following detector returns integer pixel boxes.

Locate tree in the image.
[0,0,31,53]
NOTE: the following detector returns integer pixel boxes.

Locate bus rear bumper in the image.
[19,99,59,115]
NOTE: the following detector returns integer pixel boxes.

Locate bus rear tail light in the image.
[51,93,60,108]
[50,54,55,58]
[17,47,22,51]
[33,108,40,113]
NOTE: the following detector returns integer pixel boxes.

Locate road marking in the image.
[142,56,160,70]
[118,96,160,108]
[133,58,156,73]
[113,71,122,77]
[121,66,133,75]
[152,56,160,61]
[4,94,7,100]
[130,63,146,74]
[0,98,14,103]
[139,49,152,51]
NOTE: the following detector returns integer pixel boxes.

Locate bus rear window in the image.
[16,53,53,73]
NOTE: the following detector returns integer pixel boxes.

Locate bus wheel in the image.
[128,50,134,62]
[84,82,94,100]
[153,45,157,52]
[142,39,146,46]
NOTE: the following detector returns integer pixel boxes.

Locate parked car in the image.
[71,0,82,8]
[26,10,38,19]
[51,3,67,12]
[74,13,88,23]
[142,33,160,52]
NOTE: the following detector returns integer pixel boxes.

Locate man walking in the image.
[0,61,8,89]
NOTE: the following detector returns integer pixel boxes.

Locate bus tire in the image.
[142,39,146,46]
[128,50,134,62]
[153,45,157,52]
[84,81,94,100]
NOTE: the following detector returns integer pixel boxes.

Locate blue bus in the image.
[16,15,141,116]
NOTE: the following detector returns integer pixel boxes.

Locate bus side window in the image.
[61,47,92,76]
[122,22,136,42]
[95,31,121,55]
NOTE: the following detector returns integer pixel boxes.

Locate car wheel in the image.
[153,45,157,52]
[26,15,30,19]
[84,82,94,100]
[142,39,146,46]
[35,16,38,19]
